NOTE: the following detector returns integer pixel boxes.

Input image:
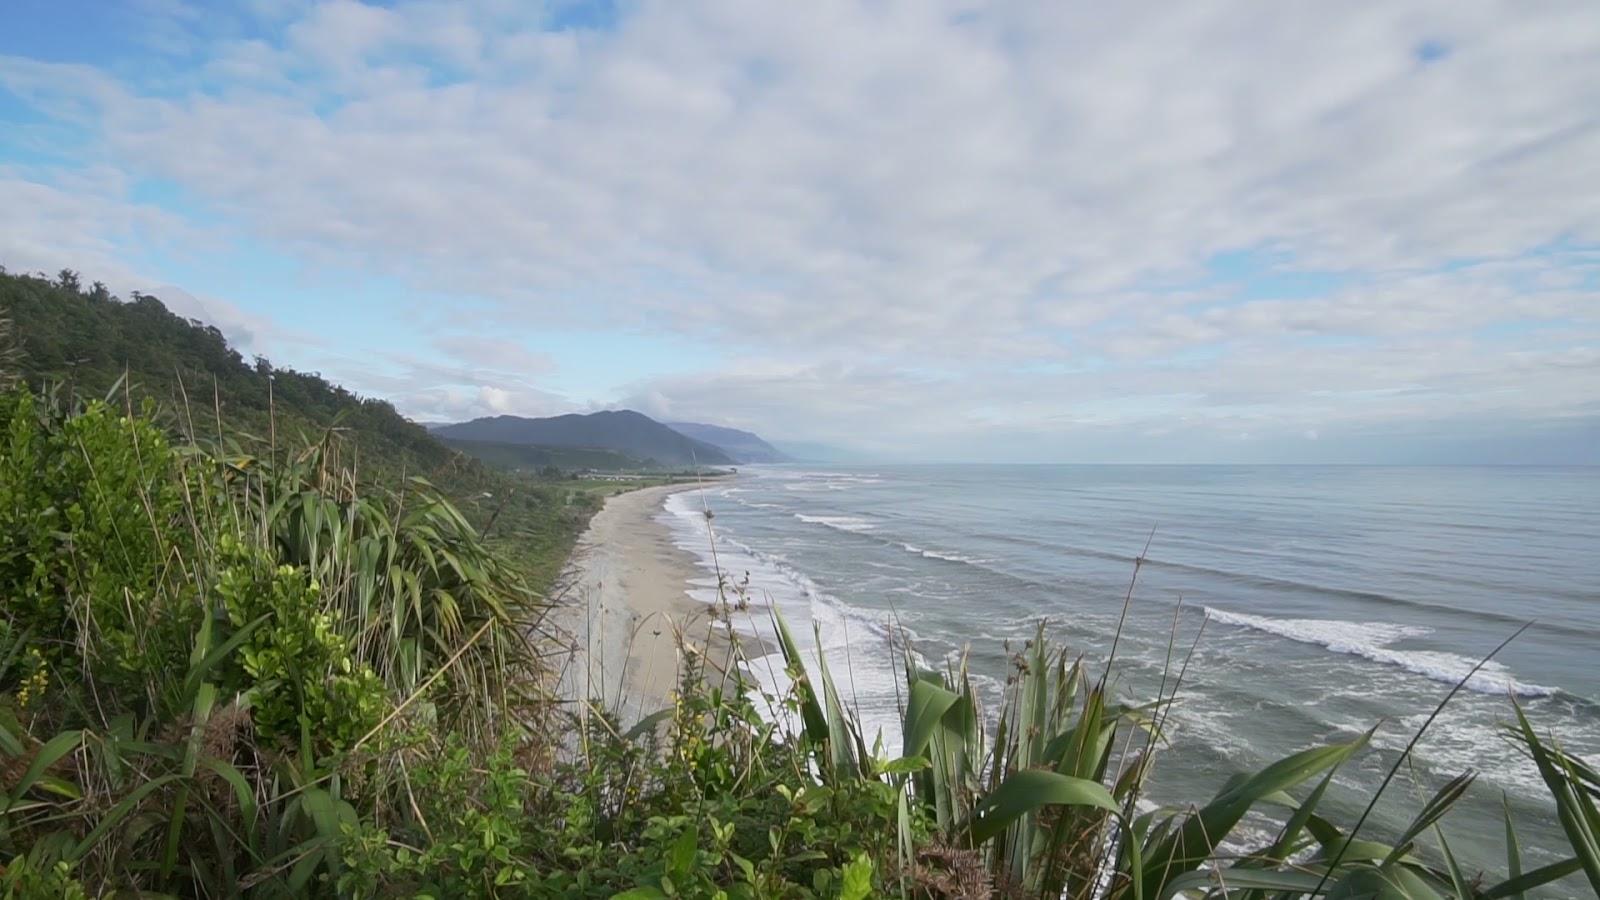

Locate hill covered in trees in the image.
[0,266,600,591]
[2,268,446,469]
[435,409,735,467]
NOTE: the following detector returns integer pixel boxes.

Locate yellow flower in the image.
[16,652,49,711]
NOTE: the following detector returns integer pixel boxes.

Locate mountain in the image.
[666,421,789,463]
[434,410,734,467]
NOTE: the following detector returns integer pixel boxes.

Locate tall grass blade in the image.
[1510,700,1600,894]
[1,729,81,815]
[1139,737,1367,896]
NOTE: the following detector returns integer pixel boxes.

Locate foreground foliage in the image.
[1,341,1596,897]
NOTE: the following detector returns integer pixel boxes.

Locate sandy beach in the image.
[549,482,746,725]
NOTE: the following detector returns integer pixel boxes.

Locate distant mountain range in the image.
[666,422,790,463]
[433,410,796,469]
[434,410,734,467]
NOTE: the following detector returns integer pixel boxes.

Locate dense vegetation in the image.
[439,438,651,474]
[2,268,1597,898]
[0,268,611,593]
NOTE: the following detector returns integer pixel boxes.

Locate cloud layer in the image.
[2,0,1597,460]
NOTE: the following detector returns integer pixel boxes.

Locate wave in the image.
[1203,607,1559,698]
[661,490,910,745]
[898,542,987,565]
[794,513,877,533]
[768,470,885,492]
[973,530,1600,642]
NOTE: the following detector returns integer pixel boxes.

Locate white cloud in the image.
[1,0,1597,458]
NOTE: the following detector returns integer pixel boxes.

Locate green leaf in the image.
[1435,825,1473,900]
[181,612,271,703]
[876,755,930,777]
[622,708,674,743]
[1511,701,1600,894]
[1483,858,1585,899]
[611,889,669,900]
[1,729,81,814]
[839,852,874,900]
[770,607,828,747]
[902,679,959,760]
[666,826,698,884]
[1502,793,1525,900]
[1164,866,1330,895]
[962,768,1118,845]
[1326,863,1445,900]
[1382,771,1474,866]
[68,774,184,861]
[1140,736,1366,897]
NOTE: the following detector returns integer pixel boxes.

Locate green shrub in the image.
[214,536,387,753]
[0,391,195,701]
[0,851,89,900]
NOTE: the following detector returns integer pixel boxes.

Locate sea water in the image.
[660,465,1599,888]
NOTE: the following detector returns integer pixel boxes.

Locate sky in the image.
[1,0,1597,463]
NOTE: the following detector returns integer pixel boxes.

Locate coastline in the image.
[549,481,755,725]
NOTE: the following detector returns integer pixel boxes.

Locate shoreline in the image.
[549,480,761,725]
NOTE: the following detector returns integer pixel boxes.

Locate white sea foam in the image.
[794,513,877,533]
[661,490,908,749]
[1204,607,1558,698]
[920,548,988,564]
[765,470,884,492]
[898,542,986,565]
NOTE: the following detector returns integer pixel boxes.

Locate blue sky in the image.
[1,0,1597,462]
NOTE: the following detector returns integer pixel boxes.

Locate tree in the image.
[56,269,81,292]
[0,314,19,391]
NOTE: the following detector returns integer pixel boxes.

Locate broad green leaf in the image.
[964,769,1117,845]
[1326,863,1445,900]
[902,679,959,760]
[840,852,874,900]
[1164,866,1329,895]
[2,729,80,814]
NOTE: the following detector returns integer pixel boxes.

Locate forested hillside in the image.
[0,267,596,591]
[3,269,447,469]
[436,409,734,466]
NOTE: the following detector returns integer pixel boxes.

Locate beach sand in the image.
[549,482,748,726]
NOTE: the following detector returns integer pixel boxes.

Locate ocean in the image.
[660,464,1599,885]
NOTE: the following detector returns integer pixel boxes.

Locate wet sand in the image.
[550,482,752,725]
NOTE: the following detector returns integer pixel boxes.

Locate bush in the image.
[0,391,196,703]
[214,537,387,753]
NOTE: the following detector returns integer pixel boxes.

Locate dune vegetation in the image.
[2,273,1598,898]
